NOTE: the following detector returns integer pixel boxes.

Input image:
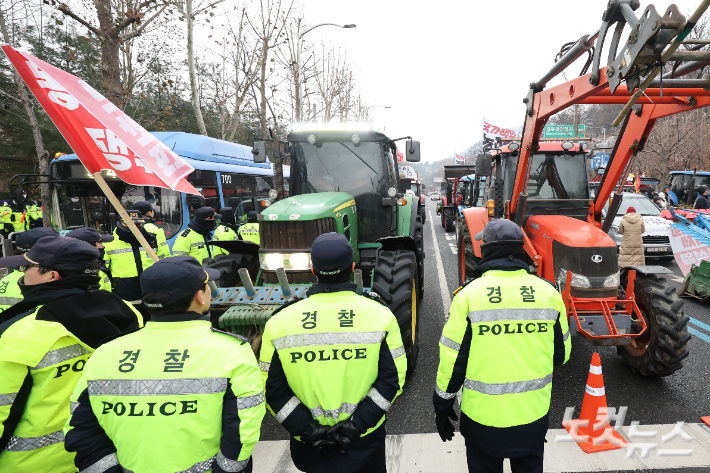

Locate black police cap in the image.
[311,232,353,275]
[133,201,154,215]
[140,256,220,308]
[195,206,221,220]
[0,235,99,272]
[66,227,114,245]
[15,227,58,252]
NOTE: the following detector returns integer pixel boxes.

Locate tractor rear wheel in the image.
[617,273,690,377]
[372,250,419,375]
[458,221,479,286]
[444,209,455,232]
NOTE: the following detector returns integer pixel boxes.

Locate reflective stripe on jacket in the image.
[171,228,212,263]
[260,291,407,438]
[435,269,570,428]
[238,223,260,245]
[0,307,94,472]
[64,316,265,473]
[0,271,23,312]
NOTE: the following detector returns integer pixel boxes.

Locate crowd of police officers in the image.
[0,192,569,473]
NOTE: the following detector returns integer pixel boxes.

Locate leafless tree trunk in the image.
[0,4,50,223]
[175,0,224,136]
[248,0,293,138]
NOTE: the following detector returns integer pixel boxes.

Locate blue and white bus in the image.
[47,131,288,246]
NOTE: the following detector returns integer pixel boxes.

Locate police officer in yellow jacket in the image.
[0,236,142,472]
[65,256,266,473]
[213,207,239,256]
[260,233,407,473]
[434,219,571,473]
[172,206,221,263]
[238,211,260,244]
[133,201,170,257]
[103,210,162,310]
[66,228,115,292]
[0,227,58,314]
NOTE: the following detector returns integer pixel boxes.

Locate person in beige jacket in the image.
[618,206,645,267]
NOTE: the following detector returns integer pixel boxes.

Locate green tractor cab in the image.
[212,124,425,372]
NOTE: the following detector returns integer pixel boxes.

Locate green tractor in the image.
[212,124,424,372]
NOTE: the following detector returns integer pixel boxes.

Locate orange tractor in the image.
[459,0,710,376]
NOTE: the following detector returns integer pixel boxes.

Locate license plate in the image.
[647,247,668,253]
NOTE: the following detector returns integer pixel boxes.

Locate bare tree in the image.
[57,0,168,108]
[173,0,224,136]
[0,2,50,220]
[248,0,293,138]
[313,44,350,122]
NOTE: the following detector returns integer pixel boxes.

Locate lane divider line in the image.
[689,327,710,345]
[428,209,451,315]
[689,316,710,333]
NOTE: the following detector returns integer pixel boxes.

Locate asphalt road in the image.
[259,205,710,470]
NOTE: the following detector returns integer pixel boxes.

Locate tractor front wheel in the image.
[617,273,691,377]
[458,221,479,286]
[372,250,419,375]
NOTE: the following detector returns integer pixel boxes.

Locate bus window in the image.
[221,173,254,220]
[121,186,182,240]
[187,170,219,216]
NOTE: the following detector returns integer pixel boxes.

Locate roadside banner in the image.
[482,118,520,152]
[454,152,464,165]
[1,44,199,194]
[668,225,710,275]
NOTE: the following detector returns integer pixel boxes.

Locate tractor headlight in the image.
[268,189,278,199]
[604,272,620,288]
[307,134,317,144]
[557,268,591,289]
[264,253,284,270]
[260,252,311,271]
[289,253,310,270]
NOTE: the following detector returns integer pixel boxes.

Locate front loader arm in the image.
[509,70,610,220]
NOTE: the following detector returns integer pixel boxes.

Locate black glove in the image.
[303,421,336,456]
[330,420,366,453]
[435,407,458,442]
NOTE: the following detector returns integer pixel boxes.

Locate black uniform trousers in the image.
[465,442,544,473]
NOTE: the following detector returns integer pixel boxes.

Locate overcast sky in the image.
[300,0,704,162]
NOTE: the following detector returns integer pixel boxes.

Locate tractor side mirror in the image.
[252,141,267,163]
[406,140,421,162]
[476,153,492,177]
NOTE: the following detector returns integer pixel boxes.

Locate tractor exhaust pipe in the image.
[354,269,364,295]
[238,268,257,299]
[276,268,293,297]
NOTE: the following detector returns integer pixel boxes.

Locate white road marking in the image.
[445,234,456,241]
[671,276,685,283]
[449,243,457,255]
[428,209,451,315]
[254,423,710,472]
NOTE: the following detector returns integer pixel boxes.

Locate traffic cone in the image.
[562,353,627,453]
[702,417,710,428]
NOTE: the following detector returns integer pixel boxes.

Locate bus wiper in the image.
[338,142,378,175]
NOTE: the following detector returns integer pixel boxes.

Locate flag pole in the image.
[92,172,160,263]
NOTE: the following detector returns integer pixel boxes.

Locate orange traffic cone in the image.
[702,417,710,428]
[562,353,627,453]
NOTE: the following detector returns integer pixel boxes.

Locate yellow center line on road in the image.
[428,209,451,315]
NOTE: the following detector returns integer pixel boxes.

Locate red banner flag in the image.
[1,45,199,194]
[396,150,404,162]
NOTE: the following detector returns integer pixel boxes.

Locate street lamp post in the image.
[295,23,355,121]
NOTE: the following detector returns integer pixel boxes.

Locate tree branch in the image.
[119,4,168,41]
[56,4,102,37]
